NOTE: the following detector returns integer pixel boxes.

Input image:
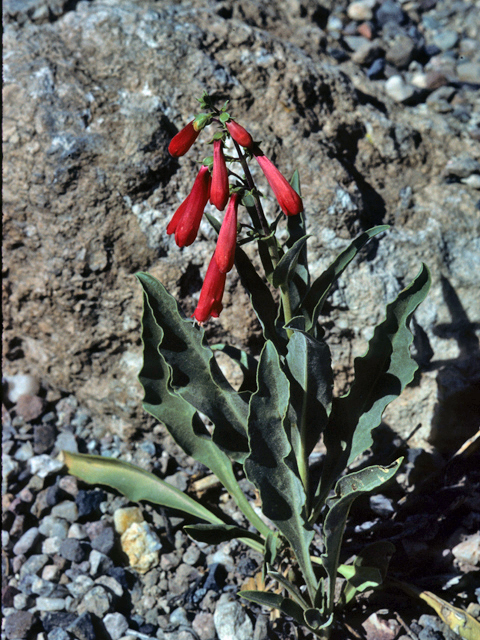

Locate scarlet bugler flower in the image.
[193,253,227,324]
[210,140,229,211]
[168,120,200,157]
[215,192,239,274]
[253,149,303,216]
[170,165,211,247]
[225,120,254,150]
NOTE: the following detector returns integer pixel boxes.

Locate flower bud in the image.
[193,113,211,131]
[210,140,229,211]
[253,150,303,216]
[168,120,200,157]
[215,193,239,273]
[225,120,254,149]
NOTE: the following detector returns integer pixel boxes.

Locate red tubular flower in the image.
[215,192,239,274]
[174,166,211,247]
[210,140,229,211]
[225,120,254,150]
[193,253,227,324]
[166,195,190,236]
[168,120,200,157]
[253,150,303,216]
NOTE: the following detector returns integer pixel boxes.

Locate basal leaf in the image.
[244,341,317,599]
[340,541,395,604]
[239,591,306,628]
[184,523,264,553]
[136,272,249,462]
[303,225,390,333]
[316,264,431,507]
[59,451,223,525]
[286,330,333,457]
[320,459,403,614]
[234,247,287,354]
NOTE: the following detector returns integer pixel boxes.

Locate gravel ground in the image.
[2,0,480,639]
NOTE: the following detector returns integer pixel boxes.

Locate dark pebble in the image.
[75,489,105,518]
[203,563,227,591]
[42,611,77,633]
[236,556,258,577]
[139,623,156,635]
[328,47,350,62]
[67,612,96,640]
[2,584,21,607]
[90,526,115,555]
[107,566,129,590]
[4,610,35,640]
[424,43,441,58]
[59,539,88,563]
[367,57,385,78]
[34,423,57,454]
[375,0,406,27]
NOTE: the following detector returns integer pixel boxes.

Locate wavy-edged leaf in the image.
[244,341,317,599]
[316,264,431,508]
[320,459,402,614]
[139,295,270,538]
[303,225,390,333]
[211,343,258,393]
[136,272,249,462]
[234,247,287,354]
[184,523,264,553]
[286,330,333,457]
[59,451,223,525]
[239,591,306,628]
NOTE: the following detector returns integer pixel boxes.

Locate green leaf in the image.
[59,451,223,524]
[239,591,307,628]
[268,569,309,609]
[286,330,333,457]
[340,541,395,604]
[234,247,287,354]
[303,226,390,333]
[244,341,317,600]
[304,609,334,631]
[315,264,431,508]
[320,459,403,615]
[136,272,249,462]
[272,236,309,289]
[139,278,271,538]
[184,523,264,553]
[211,343,258,393]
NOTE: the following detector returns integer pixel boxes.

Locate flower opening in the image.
[193,253,227,324]
[174,165,211,247]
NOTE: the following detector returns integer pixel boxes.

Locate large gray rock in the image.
[3,0,479,450]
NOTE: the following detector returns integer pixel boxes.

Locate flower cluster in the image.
[167,98,303,324]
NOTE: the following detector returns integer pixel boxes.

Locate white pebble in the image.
[4,374,40,403]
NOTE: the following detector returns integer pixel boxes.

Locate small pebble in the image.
[183,544,201,566]
[59,538,88,563]
[452,532,480,565]
[89,549,114,577]
[375,0,405,27]
[214,593,253,640]
[456,62,480,84]
[42,536,63,554]
[120,521,162,574]
[432,30,459,52]
[103,613,129,640]
[51,500,79,523]
[385,75,416,102]
[193,612,216,640]
[13,592,34,610]
[31,576,57,597]
[42,564,62,581]
[367,57,385,79]
[462,174,480,189]
[5,374,40,403]
[14,441,34,462]
[4,610,35,639]
[19,553,49,579]
[78,585,112,617]
[68,523,88,540]
[76,489,105,517]
[34,423,56,454]
[48,629,69,640]
[29,455,64,478]
[347,1,374,22]
[66,575,95,598]
[95,575,123,597]
[39,516,69,540]
[36,596,66,611]
[55,431,78,453]
[67,612,96,640]
[13,526,40,556]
